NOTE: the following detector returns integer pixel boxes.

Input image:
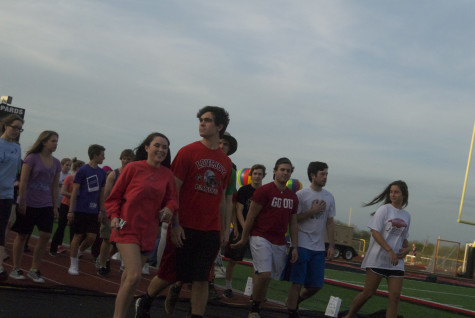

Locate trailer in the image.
[325,224,364,260]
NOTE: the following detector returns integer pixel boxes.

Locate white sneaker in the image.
[9,268,26,280]
[68,266,79,275]
[142,263,150,275]
[27,270,45,283]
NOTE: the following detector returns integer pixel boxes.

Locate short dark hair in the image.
[307,161,328,182]
[250,164,266,177]
[120,149,135,160]
[88,144,105,160]
[274,157,294,172]
[197,106,230,138]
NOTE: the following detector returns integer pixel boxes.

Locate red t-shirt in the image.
[172,141,232,231]
[251,182,299,245]
[61,175,74,206]
[105,160,178,251]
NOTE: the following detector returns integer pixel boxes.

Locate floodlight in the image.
[1,96,13,104]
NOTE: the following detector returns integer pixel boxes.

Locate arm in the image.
[289,213,299,263]
[67,183,80,223]
[60,177,72,198]
[220,193,232,246]
[97,187,106,223]
[17,162,32,215]
[397,239,410,259]
[231,201,263,249]
[326,217,335,259]
[103,171,117,199]
[170,177,185,248]
[370,229,399,266]
[51,171,60,218]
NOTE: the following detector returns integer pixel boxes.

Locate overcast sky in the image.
[2,1,475,244]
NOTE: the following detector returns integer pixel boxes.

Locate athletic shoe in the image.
[208,283,221,300]
[77,250,84,259]
[164,284,182,314]
[97,266,110,277]
[214,264,226,278]
[68,266,79,275]
[56,246,66,254]
[0,270,8,281]
[9,268,25,280]
[248,312,261,318]
[142,263,150,275]
[49,251,59,257]
[27,270,45,283]
[223,289,234,299]
[95,257,101,269]
[288,310,301,318]
[135,296,151,318]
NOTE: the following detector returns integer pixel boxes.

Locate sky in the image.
[1,1,475,245]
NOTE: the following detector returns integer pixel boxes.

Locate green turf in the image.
[215,261,475,318]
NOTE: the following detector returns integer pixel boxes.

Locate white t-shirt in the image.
[361,204,411,271]
[296,187,336,251]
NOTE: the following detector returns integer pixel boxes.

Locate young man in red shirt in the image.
[233,157,299,318]
[135,106,232,318]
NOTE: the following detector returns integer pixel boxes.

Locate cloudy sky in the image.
[2,1,475,244]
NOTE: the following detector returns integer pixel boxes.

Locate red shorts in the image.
[156,224,177,283]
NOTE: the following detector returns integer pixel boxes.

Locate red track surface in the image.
[1,232,285,312]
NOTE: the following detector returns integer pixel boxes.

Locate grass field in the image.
[215,261,475,318]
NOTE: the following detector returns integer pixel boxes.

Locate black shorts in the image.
[0,199,14,245]
[11,206,54,235]
[72,212,100,235]
[369,267,404,278]
[176,227,220,283]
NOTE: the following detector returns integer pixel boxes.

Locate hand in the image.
[17,202,26,215]
[388,249,399,266]
[160,207,173,223]
[221,227,230,247]
[53,208,59,219]
[170,225,185,248]
[231,236,248,250]
[290,247,298,263]
[326,247,335,260]
[311,200,326,216]
[98,212,106,223]
[233,228,240,241]
[397,247,409,259]
[111,217,120,233]
[67,212,74,224]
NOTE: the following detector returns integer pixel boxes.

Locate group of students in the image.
[0,107,412,318]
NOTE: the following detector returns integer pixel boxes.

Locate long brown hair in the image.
[364,180,409,212]
[26,130,58,156]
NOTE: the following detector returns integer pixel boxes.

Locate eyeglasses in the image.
[8,125,24,132]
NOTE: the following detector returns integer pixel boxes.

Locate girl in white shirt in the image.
[343,180,411,318]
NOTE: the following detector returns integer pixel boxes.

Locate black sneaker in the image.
[0,270,8,281]
[135,295,151,318]
[223,288,234,299]
[208,282,221,300]
[97,267,110,277]
[165,284,182,314]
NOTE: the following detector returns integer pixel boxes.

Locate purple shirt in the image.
[24,153,61,208]
[73,164,106,214]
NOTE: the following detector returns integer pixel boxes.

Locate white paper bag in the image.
[244,276,253,296]
[324,295,342,317]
